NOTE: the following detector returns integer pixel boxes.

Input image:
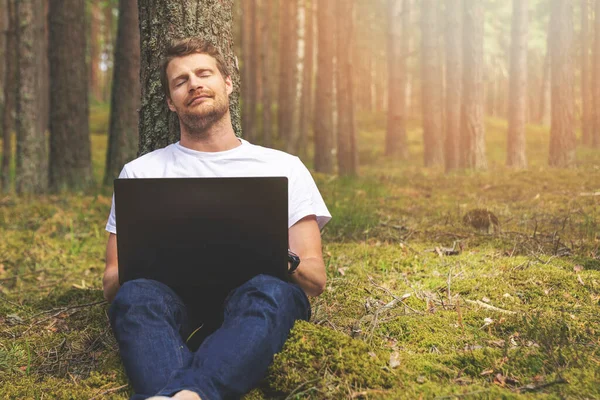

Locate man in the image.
[103,38,331,400]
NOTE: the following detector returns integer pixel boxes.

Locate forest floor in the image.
[0,113,599,399]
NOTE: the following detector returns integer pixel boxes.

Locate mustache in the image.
[187,90,214,105]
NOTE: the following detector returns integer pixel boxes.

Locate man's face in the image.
[166,53,233,133]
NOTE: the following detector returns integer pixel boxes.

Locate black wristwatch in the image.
[288,249,300,275]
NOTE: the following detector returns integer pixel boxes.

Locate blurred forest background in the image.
[0,0,599,193]
[0,0,599,399]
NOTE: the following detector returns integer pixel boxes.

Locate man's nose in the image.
[188,74,203,91]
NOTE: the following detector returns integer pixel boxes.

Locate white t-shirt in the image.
[105,138,331,234]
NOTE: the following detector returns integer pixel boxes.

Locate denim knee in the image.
[109,279,185,321]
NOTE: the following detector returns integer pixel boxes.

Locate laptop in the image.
[113,177,289,299]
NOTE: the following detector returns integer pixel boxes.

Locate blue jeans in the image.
[108,275,311,400]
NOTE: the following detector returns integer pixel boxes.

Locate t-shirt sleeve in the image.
[288,157,331,230]
[105,167,129,234]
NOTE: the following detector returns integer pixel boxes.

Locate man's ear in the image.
[225,76,233,96]
[166,95,176,112]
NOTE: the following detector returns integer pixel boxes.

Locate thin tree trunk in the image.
[280,0,299,153]
[445,0,461,171]
[385,0,408,160]
[16,0,48,193]
[48,0,92,191]
[1,0,17,193]
[548,0,576,166]
[506,0,528,168]
[0,0,5,107]
[421,0,444,167]
[89,0,102,101]
[104,0,140,185]
[103,1,115,103]
[298,0,314,159]
[581,0,592,145]
[593,0,600,147]
[313,0,334,173]
[137,0,240,155]
[336,0,357,176]
[538,23,551,126]
[260,0,273,147]
[460,0,487,170]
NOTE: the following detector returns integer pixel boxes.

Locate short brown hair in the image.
[160,37,230,98]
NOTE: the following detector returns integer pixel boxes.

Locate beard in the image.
[177,88,230,136]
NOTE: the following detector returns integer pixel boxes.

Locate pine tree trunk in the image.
[460,0,487,170]
[89,0,102,102]
[102,1,115,103]
[1,0,17,192]
[385,0,408,160]
[298,0,314,159]
[104,0,140,186]
[0,0,5,107]
[592,0,600,147]
[336,0,357,176]
[36,0,49,136]
[445,0,461,171]
[16,0,48,193]
[48,0,92,191]
[260,0,273,147]
[313,0,334,173]
[137,0,240,155]
[279,0,299,153]
[548,0,576,166]
[241,0,256,142]
[421,0,444,167]
[538,24,551,126]
[581,0,592,146]
[506,0,528,168]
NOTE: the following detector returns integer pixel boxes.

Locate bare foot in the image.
[172,390,202,400]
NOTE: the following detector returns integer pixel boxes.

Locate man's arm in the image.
[103,233,121,303]
[288,215,326,297]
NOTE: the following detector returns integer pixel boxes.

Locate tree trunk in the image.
[298,0,314,159]
[89,0,102,102]
[336,0,357,176]
[538,23,551,126]
[1,0,17,192]
[506,0,528,168]
[260,0,273,147]
[241,0,256,142]
[593,0,600,147]
[137,0,240,155]
[104,0,140,186]
[0,0,6,107]
[102,0,115,103]
[581,0,592,146]
[279,0,299,153]
[313,0,334,173]
[445,0,461,171]
[548,0,576,166]
[16,0,48,193]
[385,0,408,160]
[460,0,487,170]
[421,0,444,167]
[48,0,92,191]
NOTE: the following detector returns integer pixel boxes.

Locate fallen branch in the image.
[367,276,423,315]
[88,383,128,400]
[464,299,517,315]
[517,377,569,393]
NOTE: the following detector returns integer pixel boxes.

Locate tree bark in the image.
[260,0,273,147]
[0,0,6,107]
[336,0,357,176]
[548,0,576,166]
[16,0,48,193]
[385,0,408,160]
[241,0,256,142]
[581,0,592,146]
[538,23,551,126]
[137,0,240,156]
[104,0,140,186]
[445,0,461,171]
[102,0,115,103]
[592,0,600,147]
[279,0,299,153]
[506,0,528,168]
[298,0,314,159]
[421,0,444,167]
[89,0,102,102]
[48,0,92,191]
[313,0,334,173]
[1,0,17,192]
[460,0,487,170]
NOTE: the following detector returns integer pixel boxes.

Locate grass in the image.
[0,109,599,399]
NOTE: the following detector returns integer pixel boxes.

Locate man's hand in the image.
[288,215,326,297]
[103,233,121,303]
